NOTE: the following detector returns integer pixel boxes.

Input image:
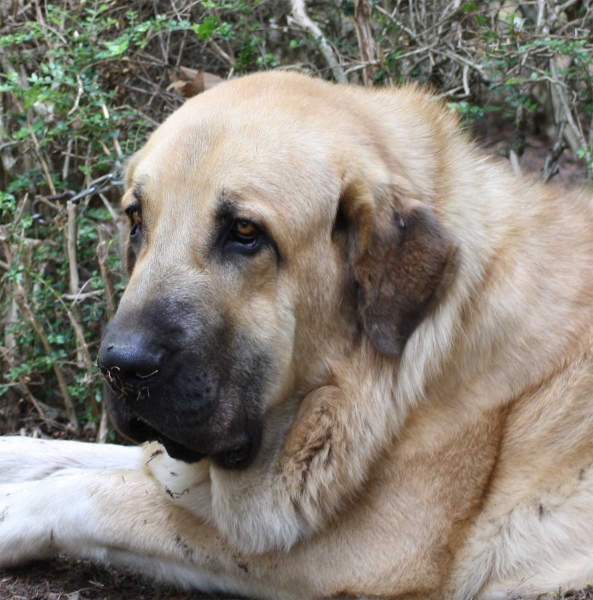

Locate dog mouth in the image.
[125,416,255,469]
[126,417,205,463]
[100,349,265,471]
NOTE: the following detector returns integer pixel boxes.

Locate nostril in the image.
[97,332,164,387]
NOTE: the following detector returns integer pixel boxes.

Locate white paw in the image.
[0,480,58,567]
[0,436,142,484]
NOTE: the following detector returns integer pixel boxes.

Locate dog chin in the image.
[113,414,260,470]
[159,431,259,470]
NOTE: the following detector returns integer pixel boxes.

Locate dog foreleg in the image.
[0,467,268,598]
[0,436,142,483]
[279,374,397,532]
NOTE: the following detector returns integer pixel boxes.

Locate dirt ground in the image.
[1,120,591,600]
[1,559,592,600]
[0,558,243,600]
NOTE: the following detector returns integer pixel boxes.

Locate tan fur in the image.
[2,71,593,599]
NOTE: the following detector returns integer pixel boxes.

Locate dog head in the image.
[98,72,456,469]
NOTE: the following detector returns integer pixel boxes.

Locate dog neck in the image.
[395,139,593,424]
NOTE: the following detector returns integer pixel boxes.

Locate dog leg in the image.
[0,467,284,599]
[0,436,142,483]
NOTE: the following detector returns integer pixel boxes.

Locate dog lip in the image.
[213,443,257,470]
[159,436,206,464]
[125,417,206,463]
[123,416,258,468]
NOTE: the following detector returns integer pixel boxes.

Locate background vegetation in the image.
[1,0,592,442]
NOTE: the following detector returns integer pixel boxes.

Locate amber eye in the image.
[130,209,142,226]
[127,207,142,238]
[233,219,258,241]
[224,218,263,254]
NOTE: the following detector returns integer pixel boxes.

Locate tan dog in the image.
[1,71,593,600]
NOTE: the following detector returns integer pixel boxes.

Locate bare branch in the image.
[353,0,377,87]
[509,104,527,176]
[0,347,47,421]
[290,0,348,84]
[549,58,592,178]
[13,282,79,433]
[542,121,567,182]
[97,228,117,443]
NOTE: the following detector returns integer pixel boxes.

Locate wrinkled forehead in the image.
[125,100,340,230]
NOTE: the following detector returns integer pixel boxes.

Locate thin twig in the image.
[549,58,592,177]
[26,121,56,196]
[96,228,117,444]
[509,104,527,176]
[0,347,47,421]
[289,0,348,84]
[65,200,86,369]
[13,282,79,433]
[30,273,100,420]
[353,0,377,87]
[67,74,84,116]
[542,121,567,182]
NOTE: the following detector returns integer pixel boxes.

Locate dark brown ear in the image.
[341,183,456,357]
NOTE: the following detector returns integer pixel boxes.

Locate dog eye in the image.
[131,209,142,226]
[233,220,257,241]
[223,219,263,255]
[230,219,259,244]
[127,207,142,238]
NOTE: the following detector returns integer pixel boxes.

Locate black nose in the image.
[97,331,164,386]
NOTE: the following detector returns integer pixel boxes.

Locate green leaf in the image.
[461,1,478,13]
[101,36,130,57]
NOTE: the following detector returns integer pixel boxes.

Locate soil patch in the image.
[0,558,241,600]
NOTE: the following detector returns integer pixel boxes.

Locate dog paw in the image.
[0,481,58,567]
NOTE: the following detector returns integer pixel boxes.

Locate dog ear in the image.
[340,179,456,357]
